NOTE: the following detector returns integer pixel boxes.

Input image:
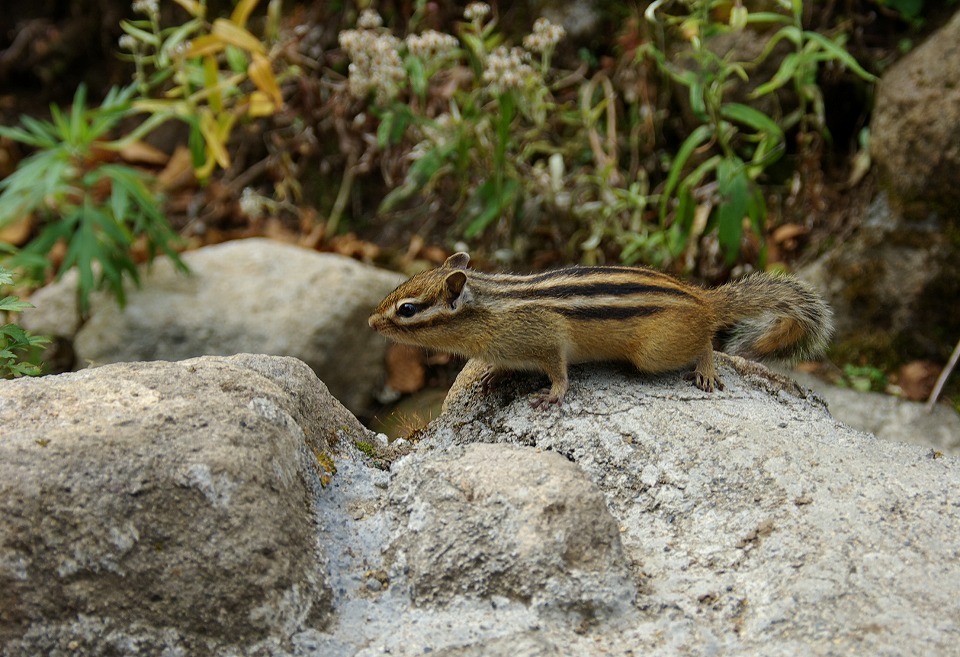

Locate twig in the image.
[327,149,358,237]
[925,336,960,412]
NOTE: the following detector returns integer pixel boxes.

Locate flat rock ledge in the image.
[2,354,958,656]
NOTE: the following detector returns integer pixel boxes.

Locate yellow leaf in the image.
[247,91,275,117]
[200,109,230,169]
[211,18,265,55]
[186,35,224,58]
[171,0,203,17]
[248,53,282,109]
[230,0,260,28]
[204,54,222,113]
[195,151,217,180]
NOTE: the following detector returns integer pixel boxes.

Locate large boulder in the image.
[871,9,960,213]
[20,238,404,416]
[0,354,366,655]
[3,353,959,655]
[402,357,960,655]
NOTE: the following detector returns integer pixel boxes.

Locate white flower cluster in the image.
[131,0,158,17]
[339,11,405,102]
[481,46,535,93]
[239,187,268,219]
[166,40,191,60]
[118,34,137,51]
[405,30,458,61]
[357,8,383,29]
[523,17,565,54]
[463,2,491,23]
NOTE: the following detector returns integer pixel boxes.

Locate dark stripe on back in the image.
[487,281,694,300]
[472,265,679,284]
[556,305,666,320]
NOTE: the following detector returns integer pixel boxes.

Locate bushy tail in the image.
[711,272,833,361]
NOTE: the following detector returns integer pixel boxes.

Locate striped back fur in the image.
[465,265,705,321]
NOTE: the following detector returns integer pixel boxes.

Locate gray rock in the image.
[413,357,960,655]
[871,8,960,212]
[799,192,959,362]
[4,352,959,656]
[0,354,368,656]
[21,238,404,416]
[387,443,636,622]
[779,367,960,455]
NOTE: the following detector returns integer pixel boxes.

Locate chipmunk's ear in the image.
[443,270,470,308]
[443,252,470,270]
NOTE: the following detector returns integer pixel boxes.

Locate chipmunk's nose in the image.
[367,313,379,329]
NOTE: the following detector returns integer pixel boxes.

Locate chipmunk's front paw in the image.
[685,370,724,392]
[529,391,562,410]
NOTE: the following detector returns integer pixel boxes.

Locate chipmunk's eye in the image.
[396,302,420,318]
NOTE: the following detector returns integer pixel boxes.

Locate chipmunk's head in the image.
[368,252,475,348]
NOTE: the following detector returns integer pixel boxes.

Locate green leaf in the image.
[0,296,33,312]
[802,30,877,81]
[19,114,61,145]
[720,103,784,143]
[750,52,800,98]
[660,124,714,224]
[744,12,792,25]
[406,55,428,99]
[716,158,749,262]
[463,178,519,238]
[225,45,249,74]
[0,124,55,149]
[110,178,132,224]
[69,84,88,145]
[120,19,161,47]
[688,80,707,120]
[380,140,457,212]
[376,112,395,149]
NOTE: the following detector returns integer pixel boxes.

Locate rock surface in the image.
[800,192,959,363]
[3,354,959,656]
[388,442,637,620]
[0,354,369,655]
[871,8,960,212]
[782,367,960,456]
[20,238,404,416]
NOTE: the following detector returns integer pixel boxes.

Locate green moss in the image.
[354,440,378,458]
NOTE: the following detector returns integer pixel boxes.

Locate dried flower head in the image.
[405,30,459,61]
[340,27,405,102]
[167,40,190,60]
[464,2,491,23]
[523,17,565,54]
[239,188,267,219]
[482,46,535,93]
[131,0,159,17]
[118,34,137,51]
[357,9,383,30]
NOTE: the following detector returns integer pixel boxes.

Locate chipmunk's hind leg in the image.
[685,345,723,392]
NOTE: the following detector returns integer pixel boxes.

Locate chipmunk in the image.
[368,252,833,409]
